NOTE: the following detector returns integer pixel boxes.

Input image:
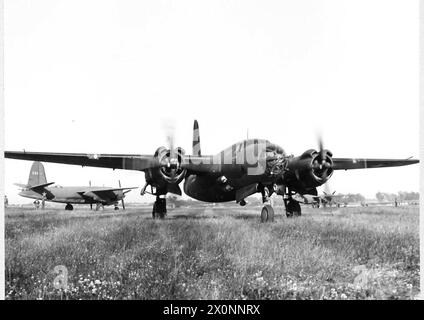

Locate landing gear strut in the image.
[65,203,73,211]
[152,196,167,219]
[259,186,274,223]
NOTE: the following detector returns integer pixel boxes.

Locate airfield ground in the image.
[4,204,419,300]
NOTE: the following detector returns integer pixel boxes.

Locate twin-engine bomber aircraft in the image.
[5,120,418,221]
[15,161,136,210]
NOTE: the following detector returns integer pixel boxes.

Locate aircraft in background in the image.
[296,191,345,208]
[15,161,137,211]
[5,120,419,221]
[296,183,345,208]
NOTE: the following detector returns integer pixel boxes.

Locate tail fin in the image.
[192,120,201,156]
[27,162,47,187]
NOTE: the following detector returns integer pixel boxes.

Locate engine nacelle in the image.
[287,149,333,189]
[154,146,187,184]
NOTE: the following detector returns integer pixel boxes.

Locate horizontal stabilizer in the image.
[29,182,55,190]
[15,182,55,190]
[14,183,30,189]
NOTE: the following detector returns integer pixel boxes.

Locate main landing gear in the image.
[284,198,301,218]
[259,185,302,222]
[152,195,167,219]
[65,203,73,211]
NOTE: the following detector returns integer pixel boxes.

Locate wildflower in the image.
[340,293,347,300]
[95,280,101,285]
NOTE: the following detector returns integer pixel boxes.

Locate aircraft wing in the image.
[332,158,419,170]
[89,187,138,193]
[5,151,419,173]
[5,151,161,171]
[78,187,137,202]
[5,151,237,174]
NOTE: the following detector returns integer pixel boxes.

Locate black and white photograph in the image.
[0,0,422,304]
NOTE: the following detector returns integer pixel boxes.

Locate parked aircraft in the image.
[15,161,136,210]
[5,120,418,221]
[296,182,346,208]
[296,191,345,208]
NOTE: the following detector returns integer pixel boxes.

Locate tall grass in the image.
[5,206,419,299]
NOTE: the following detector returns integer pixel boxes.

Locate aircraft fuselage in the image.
[184,139,287,202]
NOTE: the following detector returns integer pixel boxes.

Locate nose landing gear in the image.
[261,204,275,222]
[259,186,275,223]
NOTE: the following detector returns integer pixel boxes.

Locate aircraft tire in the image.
[65,203,73,211]
[152,200,167,219]
[261,204,274,223]
[152,211,166,219]
[152,203,159,219]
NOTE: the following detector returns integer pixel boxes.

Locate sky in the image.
[3,0,419,204]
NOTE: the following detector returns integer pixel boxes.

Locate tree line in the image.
[375,191,419,202]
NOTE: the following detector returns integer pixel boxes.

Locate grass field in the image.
[4,204,420,300]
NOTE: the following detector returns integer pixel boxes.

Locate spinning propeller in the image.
[312,135,333,181]
[161,120,184,181]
